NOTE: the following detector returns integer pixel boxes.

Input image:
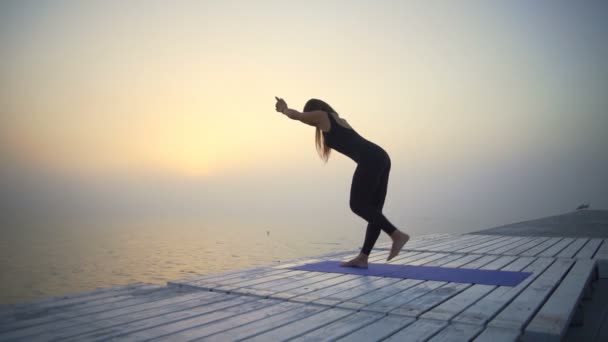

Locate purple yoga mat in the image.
[290,260,531,286]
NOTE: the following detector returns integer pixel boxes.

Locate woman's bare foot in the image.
[387,230,410,261]
[340,254,369,268]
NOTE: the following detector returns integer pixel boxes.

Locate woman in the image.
[275,97,410,268]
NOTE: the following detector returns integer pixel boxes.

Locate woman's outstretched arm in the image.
[275,96,325,127]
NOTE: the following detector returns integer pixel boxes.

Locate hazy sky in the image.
[1,0,607,234]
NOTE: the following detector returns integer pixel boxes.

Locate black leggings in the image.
[349,152,397,255]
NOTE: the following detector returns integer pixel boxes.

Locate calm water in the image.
[0,217,472,305]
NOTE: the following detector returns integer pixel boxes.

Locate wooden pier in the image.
[1,211,607,341]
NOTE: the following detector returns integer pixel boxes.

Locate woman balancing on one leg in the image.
[275,97,410,268]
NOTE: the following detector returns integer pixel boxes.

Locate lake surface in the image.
[0,217,474,305]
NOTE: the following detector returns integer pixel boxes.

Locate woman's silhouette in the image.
[275,97,409,268]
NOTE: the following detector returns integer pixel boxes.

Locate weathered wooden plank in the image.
[313,277,403,307]
[61,294,260,341]
[473,327,520,342]
[363,280,448,314]
[335,279,425,311]
[389,282,471,317]
[436,235,499,253]
[419,284,495,321]
[519,237,562,257]
[409,235,485,253]
[0,287,200,339]
[0,284,166,333]
[288,310,385,342]
[537,238,575,257]
[573,238,602,259]
[0,283,161,327]
[335,314,416,342]
[383,318,448,341]
[429,235,496,253]
[202,305,327,341]
[313,253,473,308]
[364,254,492,315]
[487,258,574,330]
[452,257,554,326]
[427,322,484,342]
[11,291,228,341]
[466,236,520,255]
[290,276,385,304]
[244,308,353,342]
[440,254,484,268]
[271,274,361,300]
[556,238,589,258]
[418,256,527,322]
[502,237,549,256]
[486,237,530,255]
[459,255,500,269]
[455,236,514,254]
[523,259,597,342]
[593,239,608,278]
[127,299,304,341]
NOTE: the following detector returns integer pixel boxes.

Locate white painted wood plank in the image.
[427,322,484,342]
[1,282,150,312]
[436,235,499,253]
[0,283,161,325]
[452,257,554,326]
[271,274,362,300]
[335,314,416,342]
[388,282,471,317]
[328,254,484,309]
[0,288,198,339]
[12,291,229,341]
[523,259,597,342]
[115,298,284,341]
[486,237,531,255]
[574,238,602,259]
[335,279,425,311]
[519,237,562,257]
[244,308,353,342]
[556,238,589,258]
[502,237,549,256]
[290,276,386,304]
[61,295,260,341]
[203,305,327,341]
[312,277,403,307]
[487,258,574,330]
[469,236,524,255]
[419,256,531,322]
[136,300,305,341]
[439,254,485,268]
[363,280,448,314]
[383,318,448,342]
[288,310,385,342]
[473,327,520,342]
[419,284,495,321]
[0,285,167,335]
[455,236,514,254]
[429,235,495,253]
[459,255,500,269]
[593,239,608,278]
[245,273,345,298]
[410,235,485,252]
[537,238,575,257]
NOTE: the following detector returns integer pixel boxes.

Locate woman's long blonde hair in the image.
[304,98,334,163]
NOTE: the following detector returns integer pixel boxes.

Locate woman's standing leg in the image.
[360,160,391,255]
[341,155,410,267]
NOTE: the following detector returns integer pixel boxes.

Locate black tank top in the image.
[322,112,387,163]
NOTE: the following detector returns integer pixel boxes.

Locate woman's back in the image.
[322,112,386,163]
